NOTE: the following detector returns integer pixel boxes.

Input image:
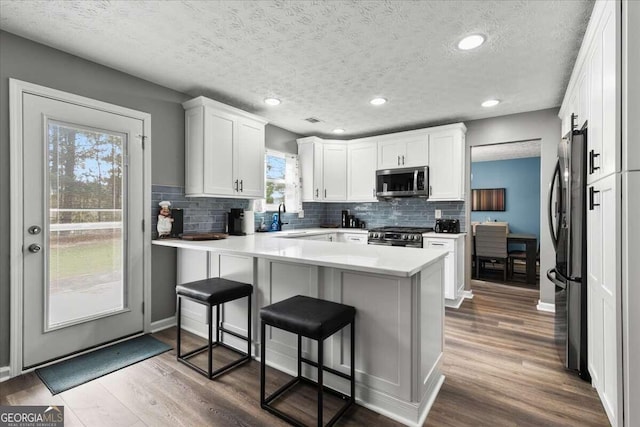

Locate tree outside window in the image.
[263,150,300,212]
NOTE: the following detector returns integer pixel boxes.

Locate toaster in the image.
[435,219,460,233]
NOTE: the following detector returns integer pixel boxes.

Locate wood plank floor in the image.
[1,280,609,426]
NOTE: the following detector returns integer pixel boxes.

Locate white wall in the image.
[464,108,561,305]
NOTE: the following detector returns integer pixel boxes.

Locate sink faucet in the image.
[278,203,288,231]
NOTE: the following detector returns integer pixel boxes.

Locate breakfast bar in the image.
[153,234,447,426]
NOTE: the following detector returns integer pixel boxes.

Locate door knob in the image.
[28,225,42,235]
[28,244,41,253]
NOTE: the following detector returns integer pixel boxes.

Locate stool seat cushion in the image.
[260,295,355,340]
[176,278,252,305]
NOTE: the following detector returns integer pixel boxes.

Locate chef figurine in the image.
[157,201,174,238]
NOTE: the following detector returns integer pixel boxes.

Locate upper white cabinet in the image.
[297,137,347,202]
[428,127,466,201]
[347,141,377,201]
[183,96,268,198]
[298,123,466,203]
[560,0,619,185]
[377,132,429,169]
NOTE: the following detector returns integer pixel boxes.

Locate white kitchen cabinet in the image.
[298,138,346,202]
[429,127,466,201]
[377,132,429,169]
[183,96,268,198]
[300,233,337,242]
[322,143,347,201]
[339,233,367,244]
[347,141,377,201]
[177,248,255,353]
[423,234,465,307]
[587,173,622,426]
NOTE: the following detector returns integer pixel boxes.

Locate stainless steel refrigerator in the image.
[547,115,590,381]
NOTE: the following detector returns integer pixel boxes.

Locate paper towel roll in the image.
[243,210,255,235]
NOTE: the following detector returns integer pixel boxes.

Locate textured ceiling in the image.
[472,140,541,162]
[0,0,594,138]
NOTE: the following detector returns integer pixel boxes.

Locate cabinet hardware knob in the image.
[315,188,319,198]
[234,179,239,191]
[397,155,400,166]
[240,180,243,192]
[402,155,405,165]
[324,189,327,198]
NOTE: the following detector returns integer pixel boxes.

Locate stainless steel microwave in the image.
[376,166,429,199]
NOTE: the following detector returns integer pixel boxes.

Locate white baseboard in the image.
[444,296,464,309]
[462,290,474,299]
[537,300,555,313]
[0,366,10,383]
[150,316,176,333]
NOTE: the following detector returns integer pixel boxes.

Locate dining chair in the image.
[474,224,509,282]
[509,244,540,280]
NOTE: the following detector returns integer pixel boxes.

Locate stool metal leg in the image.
[351,319,355,403]
[216,303,220,344]
[260,320,266,408]
[176,296,182,360]
[247,295,252,357]
[317,338,323,427]
[297,334,302,378]
[208,304,213,378]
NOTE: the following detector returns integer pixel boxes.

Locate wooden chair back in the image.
[475,224,508,259]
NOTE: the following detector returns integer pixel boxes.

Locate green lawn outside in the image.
[49,238,122,281]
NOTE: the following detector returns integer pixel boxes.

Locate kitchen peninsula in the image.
[153,233,446,426]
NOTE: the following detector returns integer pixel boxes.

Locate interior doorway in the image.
[469,140,541,288]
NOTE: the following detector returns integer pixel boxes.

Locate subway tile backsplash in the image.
[152,184,465,237]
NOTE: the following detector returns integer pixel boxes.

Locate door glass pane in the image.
[47,120,127,329]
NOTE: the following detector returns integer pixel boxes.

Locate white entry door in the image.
[21,92,145,369]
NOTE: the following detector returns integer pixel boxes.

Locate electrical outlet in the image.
[298,210,304,218]
[435,209,442,219]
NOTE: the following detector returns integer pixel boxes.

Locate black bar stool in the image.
[260,295,356,427]
[176,277,252,379]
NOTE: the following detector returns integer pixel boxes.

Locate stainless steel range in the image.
[367,226,434,248]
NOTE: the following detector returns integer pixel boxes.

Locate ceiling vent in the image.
[304,117,321,123]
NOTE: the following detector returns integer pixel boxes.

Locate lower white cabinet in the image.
[177,249,254,353]
[587,174,622,426]
[423,235,465,307]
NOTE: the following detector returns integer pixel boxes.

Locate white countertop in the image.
[153,232,446,277]
[267,228,368,238]
[422,231,466,239]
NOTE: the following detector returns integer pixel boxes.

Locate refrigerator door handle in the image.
[548,159,561,250]
[547,268,566,289]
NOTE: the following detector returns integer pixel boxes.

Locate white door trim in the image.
[9,78,152,378]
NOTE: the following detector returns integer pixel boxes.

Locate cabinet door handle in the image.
[324,189,327,198]
[397,155,400,166]
[402,155,405,165]
[240,180,243,192]
[315,188,319,198]
[234,179,239,191]
[589,186,600,210]
[429,185,432,196]
[373,188,376,198]
[589,150,600,175]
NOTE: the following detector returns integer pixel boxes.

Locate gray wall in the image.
[265,125,300,154]
[464,108,561,304]
[0,30,301,367]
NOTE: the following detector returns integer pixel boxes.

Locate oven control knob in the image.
[415,235,421,241]
[372,233,378,238]
[409,235,415,240]
[402,234,408,240]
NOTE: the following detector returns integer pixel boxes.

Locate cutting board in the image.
[180,233,228,241]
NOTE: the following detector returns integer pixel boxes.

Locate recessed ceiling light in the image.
[457,34,485,50]
[333,128,345,134]
[481,99,500,107]
[370,97,387,106]
[264,97,281,106]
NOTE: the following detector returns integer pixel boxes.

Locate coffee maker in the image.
[228,209,246,236]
